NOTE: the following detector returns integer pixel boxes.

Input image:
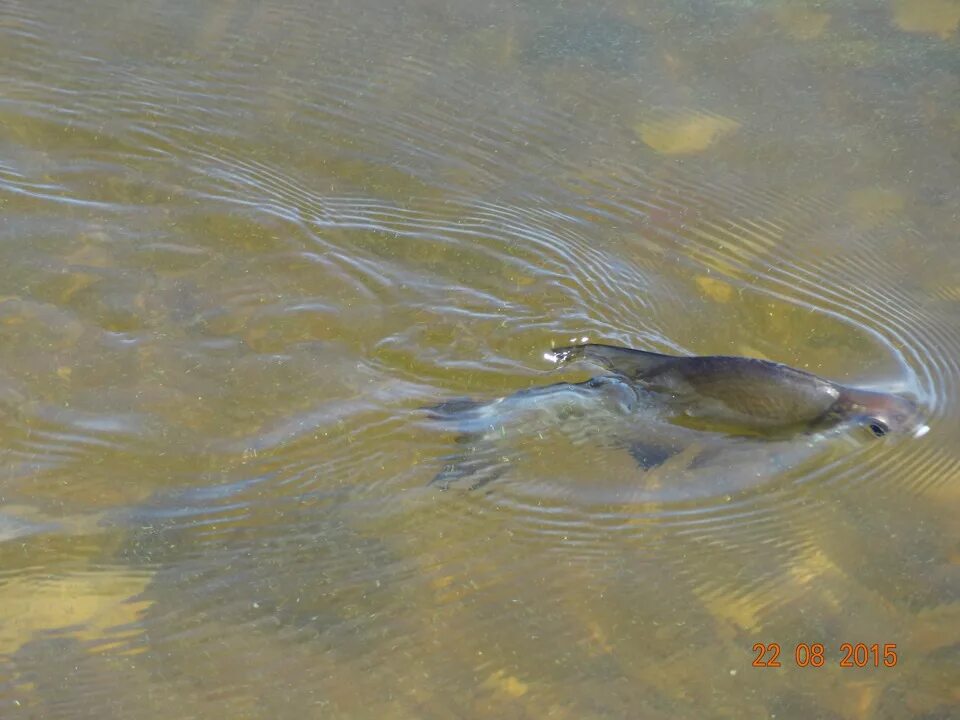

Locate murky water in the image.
[1,0,958,717]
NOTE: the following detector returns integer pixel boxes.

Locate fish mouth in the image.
[912,424,931,438]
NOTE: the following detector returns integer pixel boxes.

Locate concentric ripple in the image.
[98,142,957,567]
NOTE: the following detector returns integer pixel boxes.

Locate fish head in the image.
[837,388,929,438]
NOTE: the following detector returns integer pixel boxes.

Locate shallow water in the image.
[1,0,958,717]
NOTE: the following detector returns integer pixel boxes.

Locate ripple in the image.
[131,140,959,551]
[2,0,957,683]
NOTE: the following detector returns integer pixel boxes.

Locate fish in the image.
[547,344,928,439]
[426,343,928,489]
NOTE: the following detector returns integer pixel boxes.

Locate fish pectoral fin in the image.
[626,441,678,470]
[550,344,670,381]
[429,445,511,490]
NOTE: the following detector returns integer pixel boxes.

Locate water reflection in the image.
[1,0,958,718]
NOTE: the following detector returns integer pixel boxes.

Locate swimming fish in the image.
[426,343,927,489]
[547,344,928,439]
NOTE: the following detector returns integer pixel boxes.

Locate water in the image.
[1,0,958,717]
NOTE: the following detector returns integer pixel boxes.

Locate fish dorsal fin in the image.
[548,344,675,380]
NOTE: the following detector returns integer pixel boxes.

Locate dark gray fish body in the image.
[427,343,927,489]
[549,344,927,438]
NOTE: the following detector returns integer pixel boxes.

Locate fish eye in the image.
[868,420,889,438]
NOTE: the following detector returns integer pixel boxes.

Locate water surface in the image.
[1,0,958,717]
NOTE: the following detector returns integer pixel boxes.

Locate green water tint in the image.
[0,0,958,718]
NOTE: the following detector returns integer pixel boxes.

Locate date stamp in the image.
[752,642,898,668]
